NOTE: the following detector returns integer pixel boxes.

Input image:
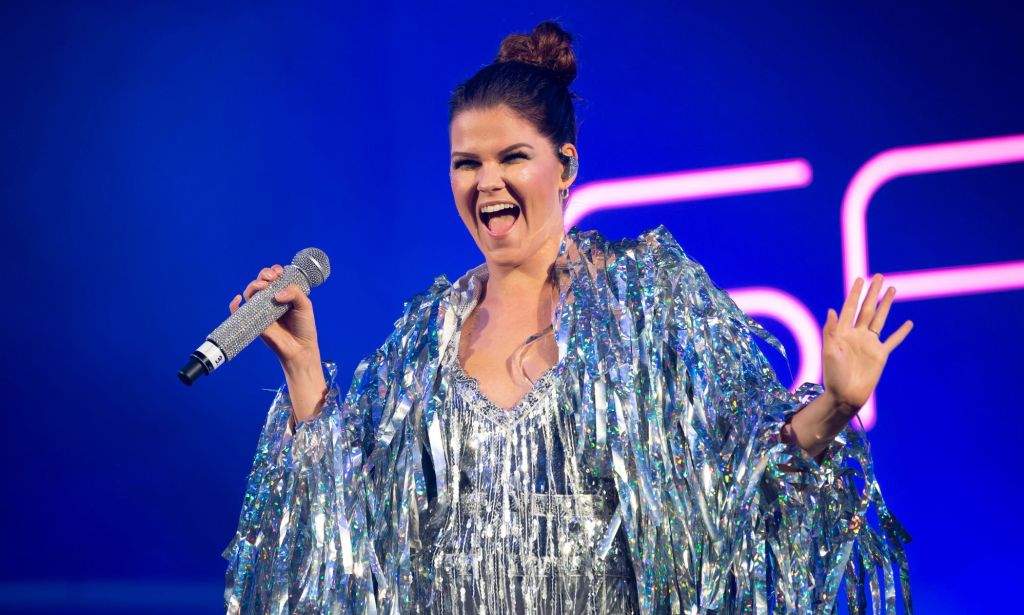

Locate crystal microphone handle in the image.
[178,266,311,385]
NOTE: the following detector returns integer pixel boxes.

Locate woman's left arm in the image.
[627,227,913,610]
[786,273,914,457]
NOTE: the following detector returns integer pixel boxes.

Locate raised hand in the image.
[230,264,327,422]
[821,273,914,414]
[229,264,322,372]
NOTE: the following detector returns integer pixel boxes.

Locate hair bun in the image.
[497,21,577,85]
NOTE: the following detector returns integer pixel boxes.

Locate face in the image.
[450,105,577,269]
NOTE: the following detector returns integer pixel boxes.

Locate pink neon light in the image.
[730,288,822,393]
[563,159,813,229]
[842,133,1024,429]
[884,262,1024,300]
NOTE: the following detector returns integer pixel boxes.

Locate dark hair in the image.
[449,21,578,154]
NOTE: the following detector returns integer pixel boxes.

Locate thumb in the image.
[825,308,837,332]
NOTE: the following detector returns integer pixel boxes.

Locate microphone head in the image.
[293,247,330,287]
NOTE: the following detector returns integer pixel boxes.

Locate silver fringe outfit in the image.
[223,226,911,614]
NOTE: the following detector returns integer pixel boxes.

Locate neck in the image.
[481,234,564,312]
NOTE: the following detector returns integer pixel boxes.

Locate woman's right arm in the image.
[222,264,383,614]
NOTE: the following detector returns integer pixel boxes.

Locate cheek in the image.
[512,167,553,197]
[450,174,472,202]
[516,167,560,211]
[450,175,476,225]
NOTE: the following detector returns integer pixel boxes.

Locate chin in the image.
[479,241,527,267]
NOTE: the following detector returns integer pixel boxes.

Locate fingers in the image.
[883,319,914,352]
[243,264,284,301]
[825,307,838,334]
[836,275,914,350]
[838,277,864,329]
[855,273,883,328]
[273,284,312,311]
[234,265,310,314]
[258,264,284,281]
[870,286,896,334]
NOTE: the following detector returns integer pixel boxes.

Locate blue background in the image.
[2,2,1022,613]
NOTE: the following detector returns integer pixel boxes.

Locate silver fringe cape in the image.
[223,226,911,614]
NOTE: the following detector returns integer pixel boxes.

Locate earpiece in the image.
[561,153,578,181]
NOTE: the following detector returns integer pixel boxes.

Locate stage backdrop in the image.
[2,3,1022,613]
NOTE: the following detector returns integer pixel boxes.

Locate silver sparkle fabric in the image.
[223,226,911,614]
[421,265,639,615]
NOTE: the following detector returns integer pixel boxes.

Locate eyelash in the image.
[453,152,529,169]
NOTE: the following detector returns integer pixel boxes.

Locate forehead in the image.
[449,105,547,152]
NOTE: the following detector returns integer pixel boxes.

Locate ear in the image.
[558,143,579,188]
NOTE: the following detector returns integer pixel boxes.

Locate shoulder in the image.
[388,274,453,340]
[559,225,711,333]
[566,224,709,284]
[568,224,763,334]
[399,274,453,320]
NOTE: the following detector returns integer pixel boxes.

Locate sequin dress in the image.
[223,226,912,614]
[419,264,639,614]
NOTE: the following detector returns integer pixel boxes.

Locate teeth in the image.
[480,203,518,214]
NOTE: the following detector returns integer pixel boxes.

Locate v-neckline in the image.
[447,237,575,413]
[452,354,560,414]
[451,320,561,413]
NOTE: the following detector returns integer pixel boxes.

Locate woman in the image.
[223,22,914,614]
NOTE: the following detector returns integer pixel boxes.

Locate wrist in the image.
[280,350,324,380]
[821,388,860,418]
[281,355,328,423]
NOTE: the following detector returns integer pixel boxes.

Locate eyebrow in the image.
[450,142,535,160]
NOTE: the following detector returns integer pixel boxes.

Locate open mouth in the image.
[479,202,522,236]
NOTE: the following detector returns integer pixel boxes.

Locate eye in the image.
[452,159,479,170]
[503,151,529,163]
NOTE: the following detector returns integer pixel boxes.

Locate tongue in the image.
[486,214,516,235]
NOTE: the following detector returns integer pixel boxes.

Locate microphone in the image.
[178,247,331,386]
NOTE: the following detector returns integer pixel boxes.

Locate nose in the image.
[476,161,505,193]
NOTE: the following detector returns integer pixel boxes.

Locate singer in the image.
[222,22,913,614]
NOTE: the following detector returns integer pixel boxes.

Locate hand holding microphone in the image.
[179,248,331,421]
[228,264,321,370]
